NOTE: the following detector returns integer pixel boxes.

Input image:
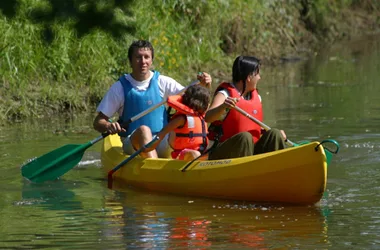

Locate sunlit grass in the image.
[0,0,376,124]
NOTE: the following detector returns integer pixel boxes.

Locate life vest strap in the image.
[176,132,205,138]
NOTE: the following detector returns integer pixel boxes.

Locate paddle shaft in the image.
[233,106,295,147]
[102,80,200,137]
[107,136,160,188]
[22,80,199,183]
[106,80,201,182]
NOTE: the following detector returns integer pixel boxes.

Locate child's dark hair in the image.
[181,85,210,115]
[128,40,154,62]
[232,56,261,94]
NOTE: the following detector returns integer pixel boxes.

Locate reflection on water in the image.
[101,187,330,249]
[2,35,380,248]
[1,177,330,249]
[20,180,83,210]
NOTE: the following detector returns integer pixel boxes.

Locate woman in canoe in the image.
[205,55,286,160]
[145,84,210,161]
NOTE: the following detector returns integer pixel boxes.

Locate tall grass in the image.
[0,0,378,124]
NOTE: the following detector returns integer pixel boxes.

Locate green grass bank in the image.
[0,0,379,124]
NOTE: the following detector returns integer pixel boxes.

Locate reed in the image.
[0,0,377,123]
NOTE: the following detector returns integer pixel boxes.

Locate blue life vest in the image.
[118,71,168,137]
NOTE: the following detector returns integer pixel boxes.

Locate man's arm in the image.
[161,72,212,98]
[93,112,125,134]
[197,72,212,89]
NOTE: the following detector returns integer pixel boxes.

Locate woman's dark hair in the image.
[232,56,261,95]
[128,40,154,62]
[181,85,210,114]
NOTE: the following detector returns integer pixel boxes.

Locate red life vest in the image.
[167,95,208,154]
[208,82,263,143]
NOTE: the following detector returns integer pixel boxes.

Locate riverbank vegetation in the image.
[0,0,379,124]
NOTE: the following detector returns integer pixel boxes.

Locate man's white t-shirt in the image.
[96,71,185,118]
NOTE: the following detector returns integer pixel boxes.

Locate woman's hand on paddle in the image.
[223,97,240,109]
[197,72,212,89]
[280,130,287,141]
[106,122,126,134]
[205,95,239,123]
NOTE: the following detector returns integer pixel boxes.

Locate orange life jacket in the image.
[167,95,208,153]
[208,82,263,143]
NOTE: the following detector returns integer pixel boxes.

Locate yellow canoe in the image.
[101,134,328,205]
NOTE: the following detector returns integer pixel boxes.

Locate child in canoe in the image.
[145,84,210,161]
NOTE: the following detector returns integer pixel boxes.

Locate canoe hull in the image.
[101,134,327,204]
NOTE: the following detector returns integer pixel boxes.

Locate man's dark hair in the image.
[128,40,154,62]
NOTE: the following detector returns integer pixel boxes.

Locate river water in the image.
[1,35,380,249]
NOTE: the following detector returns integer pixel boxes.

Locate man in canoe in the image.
[144,84,210,161]
[93,40,212,158]
[205,56,286,160]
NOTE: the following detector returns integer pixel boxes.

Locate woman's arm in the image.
[204,92,227,123]
[205,92,239,123]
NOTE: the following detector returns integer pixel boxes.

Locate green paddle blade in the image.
[289,140,335,168]
[21,142,92,183]
[291,140,311,147]
[322,140,340,166]
[325,150,333,166]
